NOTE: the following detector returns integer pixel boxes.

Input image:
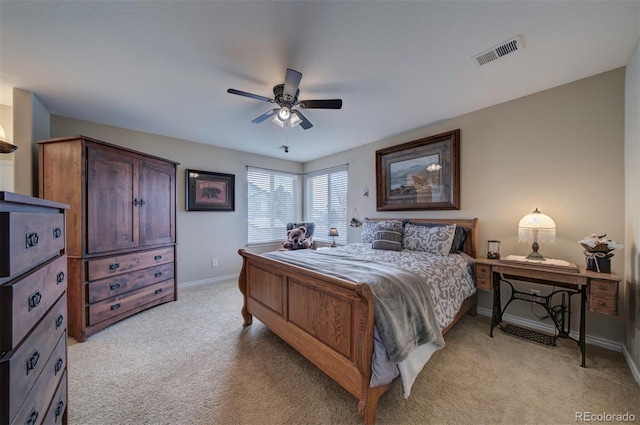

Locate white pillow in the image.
[402,223,456,255]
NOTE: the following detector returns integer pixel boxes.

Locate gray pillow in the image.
[406,221,468,253]
[372,230,402,251]
[403,223,456,255]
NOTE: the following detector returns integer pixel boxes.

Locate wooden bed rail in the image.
[237,248,389,424]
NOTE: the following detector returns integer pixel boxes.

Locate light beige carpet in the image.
[67,279,639,425]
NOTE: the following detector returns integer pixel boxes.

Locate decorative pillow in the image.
[372,230,403,251]
[406,221,468,253]
[402,223,456,255]
[361,218,405,243]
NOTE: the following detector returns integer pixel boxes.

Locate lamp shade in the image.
[518,208,556,244]
[329,228,339,237]
[0,125,18,154]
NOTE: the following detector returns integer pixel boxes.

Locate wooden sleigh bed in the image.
[237,218,478,424]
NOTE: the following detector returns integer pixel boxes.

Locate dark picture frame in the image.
[186,169,235,211]
[376,129,460,211]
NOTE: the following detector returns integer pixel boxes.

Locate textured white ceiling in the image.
[1,1,639,162]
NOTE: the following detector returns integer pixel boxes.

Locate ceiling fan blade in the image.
[251,109,279,123]
[298,99,343,109]
[283,69,302,100]
[227,88,273,103]
[292,109,313,130]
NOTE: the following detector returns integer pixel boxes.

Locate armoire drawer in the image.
[88,279,175,325]
[1,295,67,421]
[9,333,66,425]
[0,255,67,353]
[87,262,175,303]
[0,212,65,282]
[87,247,174,281]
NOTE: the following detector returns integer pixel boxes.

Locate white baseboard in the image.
[178,274,239,289]
[476,307,622,352]
[622,345,640,385]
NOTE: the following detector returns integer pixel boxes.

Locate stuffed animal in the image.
[282,226,313,250]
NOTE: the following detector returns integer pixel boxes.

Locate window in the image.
[305,165,348,245]
[247,167,300,244]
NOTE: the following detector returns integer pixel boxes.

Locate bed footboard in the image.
[238,248,388,424]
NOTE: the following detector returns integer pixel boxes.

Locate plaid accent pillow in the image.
[372,230,403,251]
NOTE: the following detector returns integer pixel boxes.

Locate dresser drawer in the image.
[88,278,174,326]
[476,277,492,290]
[0,255,67,353]
[87,262,175,303]
[87,247,174,281]
[589,279,617,297]
[42,368,67,425]
[1,295,66,421]
[9,333,66,425]
[0,212,65,282]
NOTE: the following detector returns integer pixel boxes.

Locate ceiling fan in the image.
[227,68,342,130]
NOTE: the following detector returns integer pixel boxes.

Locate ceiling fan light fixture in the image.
[272,111,301,128]
[277,107,291,122]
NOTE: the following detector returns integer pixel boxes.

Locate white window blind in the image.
[305,165,348,245]
[247,167,299,244]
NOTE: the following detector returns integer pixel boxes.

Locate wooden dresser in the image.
[38,135,179,342]
[0,191,69,425]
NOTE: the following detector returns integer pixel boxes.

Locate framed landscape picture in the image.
[376,129,460,211]
[186,169,235,211]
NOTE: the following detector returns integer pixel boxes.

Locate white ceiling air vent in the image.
[471,35,524,67]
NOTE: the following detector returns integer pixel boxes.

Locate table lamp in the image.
[518,208,556,261]
[329,227,339,247]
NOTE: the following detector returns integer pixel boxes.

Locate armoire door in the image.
[87,146,140,253]
[139,158,175,247]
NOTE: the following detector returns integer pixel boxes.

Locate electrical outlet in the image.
[211,259,218,267]
[530,289,541,296]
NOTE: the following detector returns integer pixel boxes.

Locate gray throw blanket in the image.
[262,249,444,363]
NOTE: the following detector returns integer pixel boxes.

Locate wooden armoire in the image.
[38,136,178,342]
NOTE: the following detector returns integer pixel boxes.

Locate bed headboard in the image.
[366,218,479,259]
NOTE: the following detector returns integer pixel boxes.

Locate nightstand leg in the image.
[580,285,586,367]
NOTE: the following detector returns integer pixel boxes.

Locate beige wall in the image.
[624,38,640,381]
[305,69,627,346]
[0,104,14,191]
[50,116,302,284]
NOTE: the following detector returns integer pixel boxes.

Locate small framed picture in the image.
[186,169,235,211]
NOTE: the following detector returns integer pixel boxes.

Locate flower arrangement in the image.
[578,234,623,254]
[578,234,623,273]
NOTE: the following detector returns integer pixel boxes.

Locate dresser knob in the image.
[111,303,121,311]
[26,232,39,248]
[53,227,62,239]
[26,350,40,375]
[109,262,120,270]
[55,314,64,329]
[110,282,121,290]
[154,255,162,260]
[155,288,163,295]
[154,271,163,278]
[28,291,42,311]
[55,357,64,375]
[55,400,65,420]
[56,271,65,284]
[25,408,39,425]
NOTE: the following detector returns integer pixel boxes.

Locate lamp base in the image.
[525,251,547,261]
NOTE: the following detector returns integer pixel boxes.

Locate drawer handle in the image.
[25,408,39,425]
[133,198,139,207]
[53,227,62,239]
[55,400,65,421]
[111,303,121,311]
[154,271,163,278]
[28,291,42,311]
[56,314,64,329]
[26,350,40,375]
[154,255,162,260]
[56,271,65,284]
[599,302,607,306]
[155,288,163,295]
[26,232,39,248]
[55,357,64,375]
[598,285,608,291]
[109,263,120,270]
[110,282,121,290]
[139,199,146,206]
